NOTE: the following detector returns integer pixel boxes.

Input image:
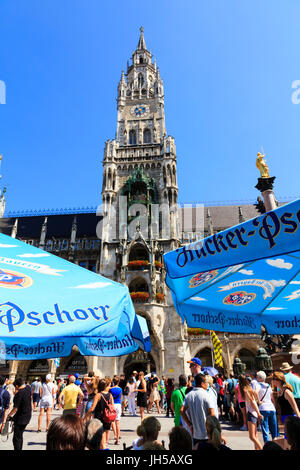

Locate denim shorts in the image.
[247,412,258,424]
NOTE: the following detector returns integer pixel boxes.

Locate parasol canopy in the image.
[0,233,151,361]
[164,199,300,335]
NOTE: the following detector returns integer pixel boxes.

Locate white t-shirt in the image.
[40,382,55,407]
[257,383,276,412]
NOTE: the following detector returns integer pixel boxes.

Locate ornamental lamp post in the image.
[255,347,273,376]
[233,357,246,377]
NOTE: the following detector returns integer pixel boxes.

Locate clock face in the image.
[131,104,150,117]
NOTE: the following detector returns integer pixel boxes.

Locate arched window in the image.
[129,130,137,145]
[138,73,144,87]
[139,56,144,64]
[238,348,256,372]
[143,129,151,144]
[129,277,149,293]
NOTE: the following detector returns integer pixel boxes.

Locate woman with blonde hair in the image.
[132,416,162,450]
[193,416,230,451]
[238,374,263,450]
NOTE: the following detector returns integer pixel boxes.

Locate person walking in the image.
[0,376,11,433]
[255,370,278,443]
[280,362,300,412]
[30,377,41,411]
[271,371,300,449]
[85,377,114,450]
[187,357,202,379]
[239,374,263,450]
[127,376,137,416]
[235,377,247,430]
[148,374,161,414]
[109,376,123,445]
[165,378,175,418]
[83,372,97,415]
[6,377,32,450]
[119,373,128,416]
[37,374,55,432]
[271,371,300,421]
[58,374,84,416]
[180,373,215,447]
[136,371,148,422]
[171,374,187,427]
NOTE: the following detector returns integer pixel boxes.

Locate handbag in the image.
[101,394,117,424]
[1,420,14,441]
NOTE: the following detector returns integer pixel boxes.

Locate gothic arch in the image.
[128,242,149,262]
[128,276,149,293]
[189,340,227,371]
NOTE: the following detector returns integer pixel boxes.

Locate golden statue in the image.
[256,152,270,178]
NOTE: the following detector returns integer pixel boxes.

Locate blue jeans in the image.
[260,410,278,443]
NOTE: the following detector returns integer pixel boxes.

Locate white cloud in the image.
[18,253,50,258]
[284,289,300,301]
[191,296,207,301]
[0,243,18,248]
[291,280,300,285]
[70,281,113,289]
[269,280,286,288]
[266,307,286,311]
[266,259,293,270]
[239,269,254,276]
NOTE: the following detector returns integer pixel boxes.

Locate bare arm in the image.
[285,389,300,418]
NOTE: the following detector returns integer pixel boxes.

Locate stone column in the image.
[255,177,277,211]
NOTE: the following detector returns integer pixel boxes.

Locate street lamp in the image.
[255,347,273,376]
[233,357,246,377]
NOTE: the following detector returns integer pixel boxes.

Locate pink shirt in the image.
[235,384,244,403]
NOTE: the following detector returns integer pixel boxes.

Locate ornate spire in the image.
[137,26,147,50]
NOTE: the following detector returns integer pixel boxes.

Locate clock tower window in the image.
[143,129,151,144]
[129,130,137,145]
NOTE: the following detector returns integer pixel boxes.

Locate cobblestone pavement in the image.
[0,407,266,451]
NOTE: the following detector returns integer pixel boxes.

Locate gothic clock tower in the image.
[99,28,190,378]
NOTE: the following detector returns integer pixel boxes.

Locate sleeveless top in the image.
[278,389,294,416]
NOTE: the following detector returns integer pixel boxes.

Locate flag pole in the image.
[210,331,215,368]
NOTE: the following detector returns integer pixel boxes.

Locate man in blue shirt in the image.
[280,362,300,411]
[0,376,11,433]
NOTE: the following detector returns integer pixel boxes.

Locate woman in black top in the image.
[6,377,32,450]
[136,371,148,422]
[271,372,300,422]
[271,371,300,450]
[85,377,114,450]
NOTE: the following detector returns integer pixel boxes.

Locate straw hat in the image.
[280,362,293,372]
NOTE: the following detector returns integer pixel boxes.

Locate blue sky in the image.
[0,0,300,214]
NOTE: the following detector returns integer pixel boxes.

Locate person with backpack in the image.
[171,375,187,426]
[85,377,116,450]
[0,376,10,434]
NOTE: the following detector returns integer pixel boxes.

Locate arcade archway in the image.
[123,350,156,379]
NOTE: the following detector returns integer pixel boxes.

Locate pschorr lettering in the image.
[0,301,110,333]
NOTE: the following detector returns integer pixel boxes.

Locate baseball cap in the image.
[187,357,202,367]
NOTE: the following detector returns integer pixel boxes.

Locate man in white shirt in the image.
[180,373,215,447]
[255,370,278,443]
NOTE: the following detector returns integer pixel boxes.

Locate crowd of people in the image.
[0,358,300,451]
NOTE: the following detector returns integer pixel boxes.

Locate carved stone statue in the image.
[256,152,270,178]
